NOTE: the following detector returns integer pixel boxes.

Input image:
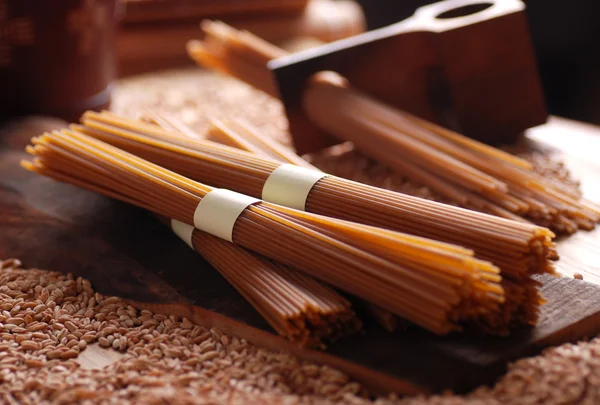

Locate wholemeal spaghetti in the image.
[75,111,555,329]
[22,128,506,335]
[187,20,600,234]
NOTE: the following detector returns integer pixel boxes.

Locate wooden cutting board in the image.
[2,114,600,394]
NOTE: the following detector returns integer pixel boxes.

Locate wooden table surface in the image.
[1,72,600,394]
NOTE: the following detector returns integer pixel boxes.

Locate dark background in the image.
[356,0,600,125]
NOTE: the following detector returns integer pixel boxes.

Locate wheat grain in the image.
[2,256,600,404]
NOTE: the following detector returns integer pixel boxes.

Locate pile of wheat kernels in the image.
[3,258,600,405]
[0,258,368,404]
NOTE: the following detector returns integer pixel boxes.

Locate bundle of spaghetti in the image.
[22,128,507,335]
[187,20,600,235]
[303,76,600,234]
[76,110,554,328]
[145,110,401,332]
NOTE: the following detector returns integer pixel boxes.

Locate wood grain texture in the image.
[2,114,600,393]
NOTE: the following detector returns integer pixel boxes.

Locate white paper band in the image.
[262,164,327,210]
[171,219,195,249]
[193,189,260,242]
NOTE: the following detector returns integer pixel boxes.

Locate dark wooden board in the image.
[2,116,600,394]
